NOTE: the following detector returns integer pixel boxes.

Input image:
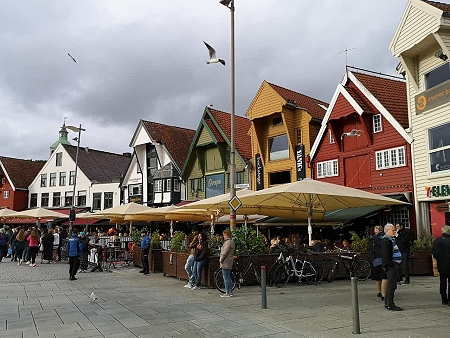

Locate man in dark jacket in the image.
[66,230,82,280]
[396,223,413,285]
[432,225,450,305]
[369,225,387,300]
[381,223,403,311]
[139,231,151,275]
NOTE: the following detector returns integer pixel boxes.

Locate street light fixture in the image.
[65,124,86,230]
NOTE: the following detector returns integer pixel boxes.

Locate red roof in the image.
[0,156,45,190]
[351,70,408,128]
[142,121,196,171]
[268,82,328,120]
[423,1,450,12]
[208,108,252,161]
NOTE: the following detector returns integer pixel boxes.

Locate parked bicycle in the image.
[214,255,261,293]
[273,253,324,288]
[326,246,371,283]
[266,249,290,286]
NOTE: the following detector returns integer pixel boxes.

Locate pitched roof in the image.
[208,108,252,161]
[423,0,450,12]
[142,121,195,171]
[267,82,328,120]
[63,145,131,184]
[0,156,46,190]
[350,69,408,128]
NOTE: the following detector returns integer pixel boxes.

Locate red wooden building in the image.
[310,67,415,230]
[0,156,45,212]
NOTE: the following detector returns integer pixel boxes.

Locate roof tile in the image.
[422,0,450,12]
[0,156,45,189]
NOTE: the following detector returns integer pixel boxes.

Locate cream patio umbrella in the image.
[124,205,177,222]
[12,207,68,219]
[237,178,409,243]
[0,208,17,218]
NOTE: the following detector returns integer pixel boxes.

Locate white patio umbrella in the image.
[124,205,177,222]
[238,179,409,243]
[0,208,17,218]
[12,207,68,219]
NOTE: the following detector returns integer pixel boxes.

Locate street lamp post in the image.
[65,124,86,232]
[219,0,237,232]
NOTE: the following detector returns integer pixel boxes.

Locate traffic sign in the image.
[229,195,242,211]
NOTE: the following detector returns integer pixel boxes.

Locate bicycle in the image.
[273,253,324,288]
[266,249,289,286]
[214,255,261,293]
[326,246,371,283]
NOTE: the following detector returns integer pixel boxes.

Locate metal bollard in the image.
[351,276,361,334]
[261,266,267,309]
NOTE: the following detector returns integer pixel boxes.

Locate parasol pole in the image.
[170,220,174,237]
[129,221,133,235]
[307,194,313,244]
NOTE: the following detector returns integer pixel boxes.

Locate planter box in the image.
[410,251,433,276]
[132,247,163,272]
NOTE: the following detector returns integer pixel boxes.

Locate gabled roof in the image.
[142,120,195,172]
[63,145,131,184]
[267,82,328,120]
[423,0,450,12]
[310,67,412,160]
[0,156,46,190]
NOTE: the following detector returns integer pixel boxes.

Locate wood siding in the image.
[247,82,285,120]
[197,126,214,146]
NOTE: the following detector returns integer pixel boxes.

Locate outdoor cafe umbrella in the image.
[0,208,17,218]
[124,205,177,222]
[11,207,68,228]
[237,179,409,243]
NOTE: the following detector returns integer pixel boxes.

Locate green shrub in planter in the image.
[349,230,370,252]
[131,228,143,246]
[170,231,185,252]
[232,225,269,255]
[150,230,161,249]
[412,230,433,252]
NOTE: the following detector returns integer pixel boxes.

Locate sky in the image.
[0,0,410,160]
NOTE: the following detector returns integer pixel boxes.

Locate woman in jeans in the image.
[27,228,40,267]
[14,229,27,265]
[192,232,208,290]
[219,229,235,297]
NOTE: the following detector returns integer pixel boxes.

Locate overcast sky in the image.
[0,0,409,160]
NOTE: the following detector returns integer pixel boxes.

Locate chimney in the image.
[122,152,132,157]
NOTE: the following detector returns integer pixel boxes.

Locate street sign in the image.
[229,195,242,211]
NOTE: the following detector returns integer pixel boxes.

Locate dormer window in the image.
[425,62,450,90]
[329,130,335,144]
[373,114,382,133]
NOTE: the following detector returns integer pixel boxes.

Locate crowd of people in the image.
[262,233,353,253]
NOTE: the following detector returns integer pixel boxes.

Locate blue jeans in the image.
[222,268,232,295]
[195,258,207,287]
[185,254,195,285]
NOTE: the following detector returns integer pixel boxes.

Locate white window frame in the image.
[329,130,335,144]
[3,190,9,199]
[165,179,172,192]
[154,180,163,193]
[373,114,382,133]
[375,146,406,170]
[173,179,181,192]
[317,159,339,178]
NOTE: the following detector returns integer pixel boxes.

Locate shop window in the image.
[429,122,450,175]
[269,171,291,186]
[425,62,450,90]
[317,159,338,178]
[269,134,289,161]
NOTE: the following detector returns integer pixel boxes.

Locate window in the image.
[3,190,9,199]
[373,114,382,133]
[272,116,283,127]
[77,190,87,207]
[30,193,37,208]
[104,192,113,209]
[64,191,73,207]
[59,172,66,186]
[69,171,75,185]
[41,193,49,207]
[40,174,47,187]
[329,130,335,144]
[137,162,142,174]
[197,177,203,191]
[52,192,61,207]
[375,146,406,170]
[49,173,56,187]
[154,180,163,193]
[1,177,5,185]
[173,179,181,192]
[129,184,142,196]
[429,122,450,175]
[165,179,172,192]
[269,134,289,161]
[56,152,62,166]
[93,193,101,210]
[236,172,244,184]
[147,148,158,176]
[296,129,302,145]
[190,179,196,193]
[425,62,450,90]
[317,159,339,178]
[381,209,410,229]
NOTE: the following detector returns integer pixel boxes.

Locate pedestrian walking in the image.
[41,229,54,263]
[66,230,82,280]
[219,229,235,298]
[139,230,150,275]
[14,229,26,265]
[27,228,40,267]
[52,228,60,262]
[79,232,89,272]
[369,225,387,300]
[396,223,413,285]
[58,227,67,261]
[0,228,9,262]
[432,225,450,305]
[381,223,403,311]
[184,228,199,288]
[192,232,208,290]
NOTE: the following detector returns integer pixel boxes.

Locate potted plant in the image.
[410,230,434,276]
[349,230,370,252]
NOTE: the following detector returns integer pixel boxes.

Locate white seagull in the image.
[204,41,225,66]
[341,129,362,139]
[90,292,98,304]
[68,53,77,63]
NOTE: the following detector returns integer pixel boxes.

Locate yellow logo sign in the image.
[416,95,427,111]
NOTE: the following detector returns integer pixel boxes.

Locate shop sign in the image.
[295,144,306,181]
[206,173,224,198]
[255,153,264,191]
[426,184,450,198]
[415,79,450,114]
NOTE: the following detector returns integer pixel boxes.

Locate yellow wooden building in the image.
[246,80,328,190]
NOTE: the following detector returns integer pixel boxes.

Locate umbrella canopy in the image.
[12,207,68,219]
[85,202,153,220]
[124,205,178,222]
[0,208,18,218]
[238,179,408,242]
[165,208,220,221]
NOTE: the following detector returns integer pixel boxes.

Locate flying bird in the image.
[90,292,98,304]
[341,129,362,139]
[68,53,77,63]
[203,41,225,66]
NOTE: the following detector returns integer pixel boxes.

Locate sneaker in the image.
[25,261,30,265]
[31,263,36,267]
[228,293,234,297]
[191,286,200,290]
[400,280,410,285]
[220,294,231,298]
[184,284,192,288]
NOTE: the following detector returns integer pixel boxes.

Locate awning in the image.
[62,218,99,226]
[324,205,385,222]
[254,217,342,227]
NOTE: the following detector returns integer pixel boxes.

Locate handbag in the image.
[39,242,44,252]
[372,257,382,267]
[7,246,12,255]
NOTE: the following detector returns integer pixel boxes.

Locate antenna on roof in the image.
[338,47,356,67]
[63,116,67,126]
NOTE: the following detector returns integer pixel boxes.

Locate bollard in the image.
[351,276,361,334]
[261,266,267,309]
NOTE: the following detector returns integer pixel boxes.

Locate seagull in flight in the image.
[204,41,225,66]
[341,129,362,139]
[68,53,77,63]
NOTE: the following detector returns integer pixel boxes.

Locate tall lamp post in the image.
[65,124,86,231]
[219,0,237,232]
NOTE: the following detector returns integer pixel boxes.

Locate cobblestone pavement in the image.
[0,258,449,338]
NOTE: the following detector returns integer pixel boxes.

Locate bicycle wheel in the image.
[267,262,279,287]
[274,263,291,288]
[214,269,237,293]
[312,260,324,284]
[327,261,339,283]
[354,259,371,281]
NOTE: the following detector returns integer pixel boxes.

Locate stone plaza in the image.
[0,259,448,338]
